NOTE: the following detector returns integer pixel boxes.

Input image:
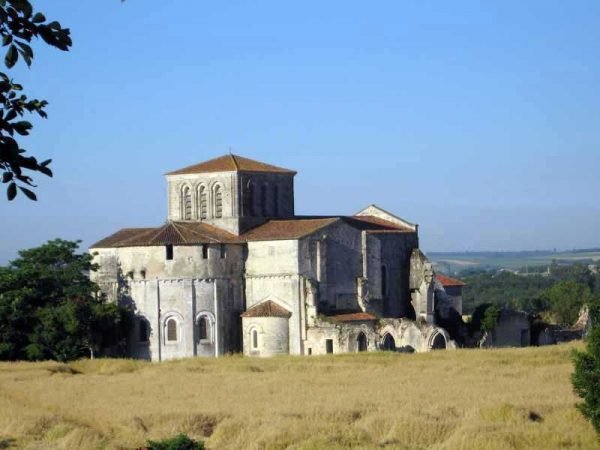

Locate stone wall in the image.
[90,244,245,360]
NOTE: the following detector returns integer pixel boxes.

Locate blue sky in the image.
[1,1,599,262]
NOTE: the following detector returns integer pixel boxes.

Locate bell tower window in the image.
[197,185,207,220]
[182,186,192,220]
[214,185,223,218]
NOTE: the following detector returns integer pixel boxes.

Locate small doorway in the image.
[357,332,368,352]
[326,339,334,354]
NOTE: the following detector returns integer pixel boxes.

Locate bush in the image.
[146,433,204,450]
[572,300,600,436]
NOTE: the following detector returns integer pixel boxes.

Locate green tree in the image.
[541,280,593,326]
[470,303,500,334]
[0,239,130,361]
[572,299,600,436]
[0,0,72,200]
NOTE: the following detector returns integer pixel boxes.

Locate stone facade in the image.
[91,154,454,360]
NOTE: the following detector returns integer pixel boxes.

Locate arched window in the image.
[247,182,256,216]
[214,185,223,218]
[197,185,207,220]
[166,318,178,342]
[260,184,268,216]
[251,329,258,350]
[182,186,192,220]
[273,185,279,216]
[197,316,210,341]
[381,265,387,297]
[139,318,150,343]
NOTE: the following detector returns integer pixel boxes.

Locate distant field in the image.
[429,249,600,274]
[0,343,597,449]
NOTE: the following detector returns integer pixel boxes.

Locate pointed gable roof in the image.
[166,154,296,176]
[90,221,242,248]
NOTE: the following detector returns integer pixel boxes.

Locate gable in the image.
[354,204,417,232]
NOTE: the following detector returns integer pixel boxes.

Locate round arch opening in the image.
[430,333,447,350]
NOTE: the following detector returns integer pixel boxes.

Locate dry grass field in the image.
[0,343,598,449]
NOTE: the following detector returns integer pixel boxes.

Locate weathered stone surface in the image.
[91,154,451,360]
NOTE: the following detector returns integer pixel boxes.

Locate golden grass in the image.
[0,343,597,449]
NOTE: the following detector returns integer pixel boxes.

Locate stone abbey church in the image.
[91,154,456,360]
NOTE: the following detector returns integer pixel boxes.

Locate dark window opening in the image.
[381,265,387,296]
[260,184,268,216]
[202,244,208,259]
[357,332,367,352]
[166,244,173,260]
[273,185,279,216]
[248,183,255,216]
[198,317,208,341]
[326,339,334,354]
[307,348,312,355]
[166,318,177,342]
[139,319,149,342]
[252,329,258,349]
[220,244,226,259]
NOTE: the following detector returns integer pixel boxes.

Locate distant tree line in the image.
[0,239,130,361]
[460,262,600,326]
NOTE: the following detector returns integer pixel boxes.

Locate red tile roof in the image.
[241,300,292,318]
[166,154,296,176]
[91,210,419,249]
[348,215,414,232]
[436,274,466,287]
[241,218,339,241]
[330,312,377,322]
[90,222,242,248]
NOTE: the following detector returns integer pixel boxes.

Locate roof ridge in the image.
[229,153,239,170]
[170,221,188,243]
[147,223,171,244]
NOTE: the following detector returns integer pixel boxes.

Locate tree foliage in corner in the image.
[0,239,131,361]
[0,0,71,201]
[572,299,600,436]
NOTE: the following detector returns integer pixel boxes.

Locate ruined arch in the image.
[429,331,447,350]
[381,333,396,351]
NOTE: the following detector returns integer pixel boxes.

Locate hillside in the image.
[429,248,600,274]
[0,344,597,449]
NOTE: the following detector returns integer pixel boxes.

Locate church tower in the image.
[165,154,296,235]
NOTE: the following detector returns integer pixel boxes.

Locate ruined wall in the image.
[373,232,419,318]
[298,222,363,312]
[489,311,530,347]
